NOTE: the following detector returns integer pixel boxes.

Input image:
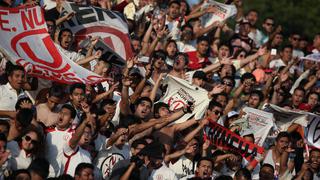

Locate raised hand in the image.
[257,46,267,56]
[20,100,33,109]
[94,50,102,59]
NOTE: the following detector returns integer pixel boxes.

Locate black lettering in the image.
[71,4,97,25]
[229,136,239,147]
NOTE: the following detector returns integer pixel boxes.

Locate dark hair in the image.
[15,97,33,111]
[276,131,290,141]
[0,133,7,144]
[245,9,259,16]
[132,139,147,149]
[168,0,180,7]
[48,85,65,99]
[263,16,274,23]
[196,157,213,168]
[222,76,236,88]
[181,24,193,32]
[28,158,49,179]
[0,121,10,132]
[61,104,77,119]
[243,134,255,142]
[152,50,167,61]
[235,168,252,180]
[281,44,293,52]
[241,73,256,83]
[153,102,169,118]
[197,35,210,44]
[100,99,116,108]
[294,87,306,95]
[9,169,31,180]
[212,92,228,101]
[310,148,320,155]
[22,125,44,157]
[219,64,236,77]
[215,175,233,180]
[16,108,33,127]
[208,100,223,111]
[69,83,85,95]
[250,90,264,101]
[6,62,25,77]
[135,97,153,107]
[58,28,73,42]
[75,163,94,177]
[174,52,189,66]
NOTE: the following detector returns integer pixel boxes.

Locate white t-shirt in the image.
[263,149,275,168]
[0,83,24,111]
[45,127,74,177]
[149,164,178,180]
[55,44,85,63]
[269,59,286,69]
[7,141,33,170]
[169,156,195,178]
[62,145,92,176]
[94,140,131,179]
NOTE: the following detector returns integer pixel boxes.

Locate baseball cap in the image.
[192,70,207,81]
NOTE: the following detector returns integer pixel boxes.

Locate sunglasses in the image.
[223,81,233,87]
[213,110,222,116]
[265,23,274,26]
[293,37,300,41]
[23,135,38,145]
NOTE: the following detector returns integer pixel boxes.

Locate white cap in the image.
[227,111,239,119]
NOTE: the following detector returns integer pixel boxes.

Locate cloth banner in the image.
[204,121,264,168]
[201,0,237,28]
[300,53,320,62]
[62,2,133,61]
[264,104,309,132]
[231,107,274,146]
[159,75,210,123]
[306,115,320,149]
[0,5,104,84]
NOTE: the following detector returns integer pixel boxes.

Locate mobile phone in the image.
[271,49,277,56]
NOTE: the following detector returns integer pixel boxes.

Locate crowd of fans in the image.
[1,0,320,179]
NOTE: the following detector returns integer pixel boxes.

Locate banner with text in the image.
[159,75,211,123]
[233,107,274,147]
[204,121,264,167]
[0,5,104,84]
[201,0,237,28]
[62,2,133,61]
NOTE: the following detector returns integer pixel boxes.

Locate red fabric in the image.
[112,1,128,13]
[186,51,210,70]
[63,147,79,174]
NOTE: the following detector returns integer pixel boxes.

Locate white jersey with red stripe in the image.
[62,144,92,176]
[45,127,74,177]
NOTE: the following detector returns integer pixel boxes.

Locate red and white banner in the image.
[62,2,133,60]
[0,5,105,84]
[204,121,265,168]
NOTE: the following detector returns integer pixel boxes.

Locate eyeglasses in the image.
[213,110,222,116]
[23,135,38,145]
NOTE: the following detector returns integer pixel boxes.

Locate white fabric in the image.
[159,75,211,123]
[7,141,33,170]
[0,6,104,84]
[248,29,264,48]
[293,49,304,58]
[94,139,130,179]
[263,149,275,168]
[0,83,24,111]
[45,127,74,177]
[176,41,196,53]
[149,164,178,180]
[62,144,92,176]
[55,44,85,63]
[169,155,195,178]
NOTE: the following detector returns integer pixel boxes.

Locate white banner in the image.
[0,6,104,84]
[159,75,210,124]
[241,107,274,146]
[306,115,320,148]
[201,0,237,28]
[62,2,133,60]
[264,104,308,131]
[300,53,320,62]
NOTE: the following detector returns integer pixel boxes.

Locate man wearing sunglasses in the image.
[289,33,304,58]
[205,100,223,124]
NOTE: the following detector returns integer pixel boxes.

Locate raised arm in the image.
[183,118,208,143]
[149,73,165,102]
